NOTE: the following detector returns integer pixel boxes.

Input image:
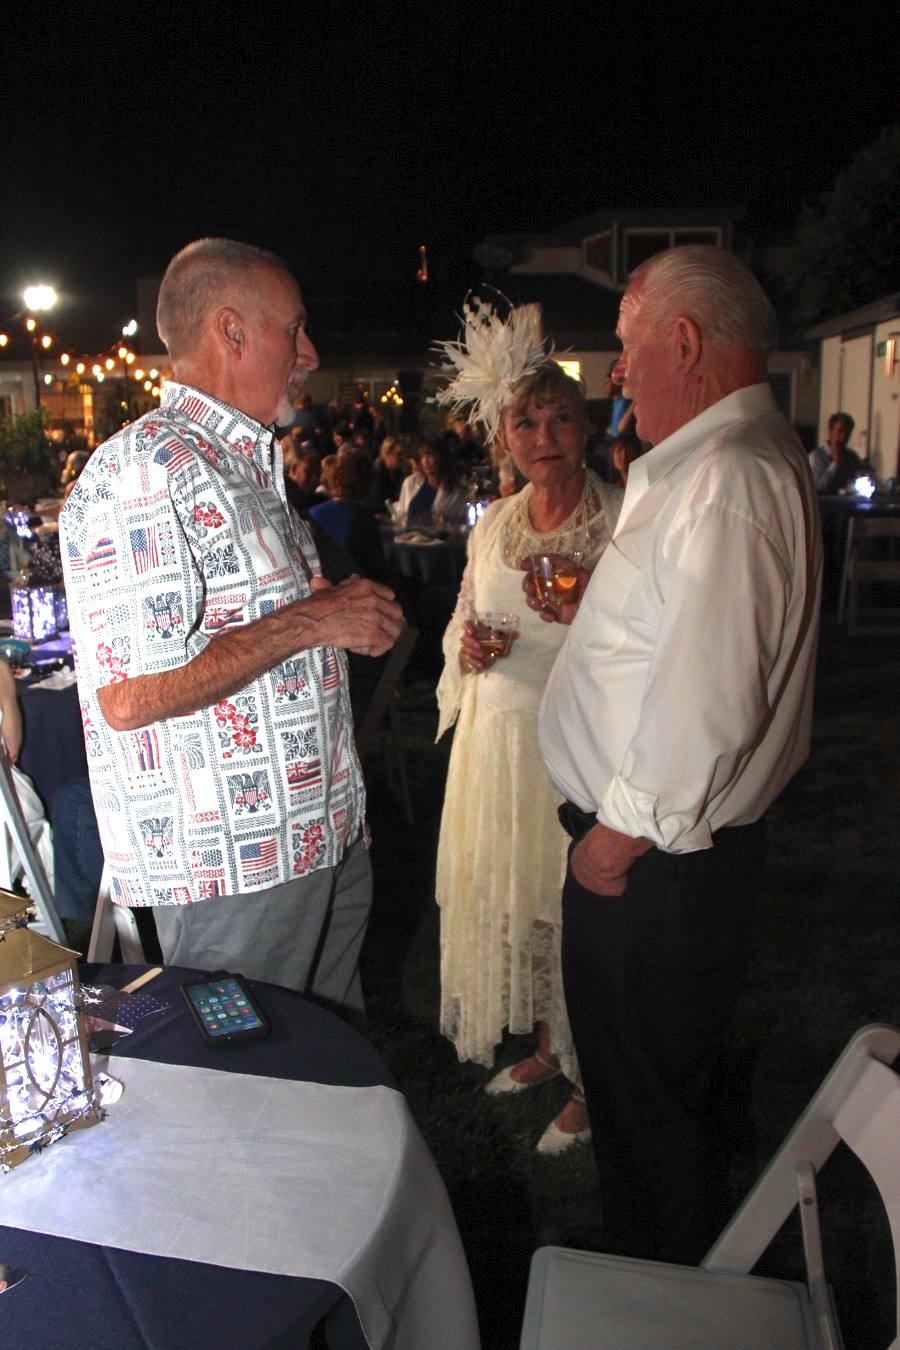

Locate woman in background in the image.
[397,439,469,525]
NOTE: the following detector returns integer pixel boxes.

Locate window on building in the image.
[623,227,722,276]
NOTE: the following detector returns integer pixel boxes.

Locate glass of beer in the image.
[529,552,583,606]
[473,611,519,669]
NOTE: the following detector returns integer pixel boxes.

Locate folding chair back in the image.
[353,623,418,823]
[87,862,146,964]
[0,747,65,944]
[521,1024,900,1349]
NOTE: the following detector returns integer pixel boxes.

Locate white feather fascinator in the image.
[432,293,551,443]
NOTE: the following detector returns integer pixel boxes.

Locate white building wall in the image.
[818,337,843,443]
[511,245,583,275]
[839,335,874,460]
[871,320,900,481]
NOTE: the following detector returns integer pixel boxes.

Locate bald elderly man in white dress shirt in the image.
[536,246,822,1264]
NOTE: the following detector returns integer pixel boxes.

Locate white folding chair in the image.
[521,1024,900,1349]
[87,861,146,964]
[0,746,66,944]
[353,624,418,824]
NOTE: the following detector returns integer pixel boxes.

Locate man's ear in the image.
[672,315,701,373]
[215,307,244,356]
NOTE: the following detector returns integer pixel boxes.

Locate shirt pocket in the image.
[572,541,649,661]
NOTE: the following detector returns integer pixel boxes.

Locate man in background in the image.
[808,411,862,492]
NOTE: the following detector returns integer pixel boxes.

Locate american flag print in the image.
[130,525,160,574]
[240,837,278,882]
[112,877,138,905]
[322,654,340,691]
[66,540,85,574]
[87,535,117,569]
[155,438,196,474]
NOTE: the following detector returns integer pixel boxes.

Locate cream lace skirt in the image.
[436,689,577,1082]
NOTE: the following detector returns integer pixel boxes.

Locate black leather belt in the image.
[558,800,598,842]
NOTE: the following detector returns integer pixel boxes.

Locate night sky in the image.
[2,6,896,355]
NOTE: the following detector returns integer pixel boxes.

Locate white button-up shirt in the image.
[539,384,822,852]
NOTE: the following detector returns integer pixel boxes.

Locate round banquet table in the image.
[0,963,480,1350]
[385,532,468,676]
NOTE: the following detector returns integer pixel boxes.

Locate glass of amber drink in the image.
[528,552,583,606]
[473,612,519,668]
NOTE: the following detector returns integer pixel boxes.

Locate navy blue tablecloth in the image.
[0,964,396,1349]
[17,681,87,812]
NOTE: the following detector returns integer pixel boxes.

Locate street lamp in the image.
[23,286,58,314]
[21,286,58,408]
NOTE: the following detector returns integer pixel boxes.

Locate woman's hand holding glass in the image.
[459,613,519,674]
[521,557,591,624]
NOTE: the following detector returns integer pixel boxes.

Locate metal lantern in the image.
[10,580,58,643]
[0,892,100,1171]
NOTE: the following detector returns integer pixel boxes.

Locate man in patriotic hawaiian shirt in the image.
[60,238,403,1020]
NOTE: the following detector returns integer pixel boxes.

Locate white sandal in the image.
[484,1051,561,1096]
[535,1118,592,1154]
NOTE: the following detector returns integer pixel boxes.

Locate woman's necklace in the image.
[500,470,603,568]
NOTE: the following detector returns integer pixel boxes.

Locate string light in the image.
[1,307,166,422]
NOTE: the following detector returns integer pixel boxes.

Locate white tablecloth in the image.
[2,1057,480,1349]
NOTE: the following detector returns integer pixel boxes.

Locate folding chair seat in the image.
[521,1023,900,1349]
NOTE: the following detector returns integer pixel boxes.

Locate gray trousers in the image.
[153,835,371,1023]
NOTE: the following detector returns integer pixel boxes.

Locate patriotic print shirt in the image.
[60,383,365,906]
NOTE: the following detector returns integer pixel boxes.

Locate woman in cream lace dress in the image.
[436,361,622,1151]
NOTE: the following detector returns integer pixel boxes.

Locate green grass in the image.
[360,613,900,1350]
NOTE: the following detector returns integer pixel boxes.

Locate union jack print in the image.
[286,757,322,794]
[204,605,245,633]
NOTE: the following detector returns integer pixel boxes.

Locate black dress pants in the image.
[561,822,763,1264]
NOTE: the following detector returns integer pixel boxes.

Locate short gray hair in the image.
[156,238,289,360]
[631,245,778,357]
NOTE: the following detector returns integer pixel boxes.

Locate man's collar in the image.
[160,382,275,456]
[637,383,777,487]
